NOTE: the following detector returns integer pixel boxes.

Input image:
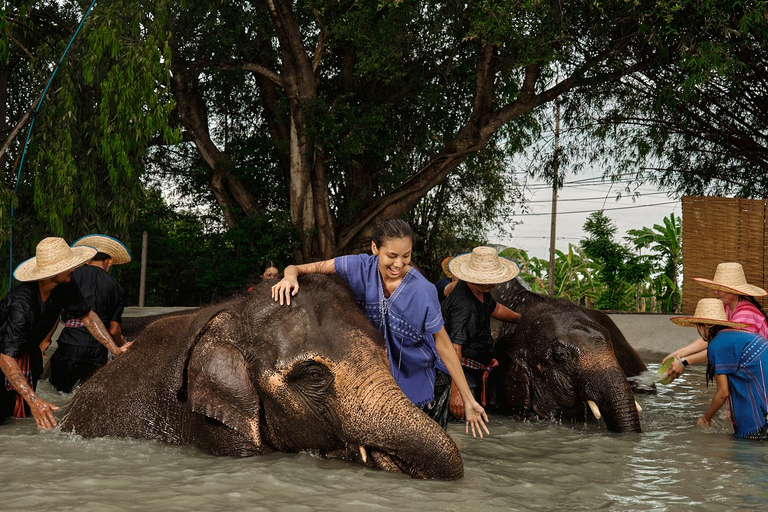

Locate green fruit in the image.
[657,358,674,384]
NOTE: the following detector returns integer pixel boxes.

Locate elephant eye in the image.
[551,343,571,364]
[288,361,333,393]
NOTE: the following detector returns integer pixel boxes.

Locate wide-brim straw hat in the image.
[13,237,97,282]
[73,234,132,265]
[670,298,750,328]
[441,256,454,279]
[449,246,519,285]
[693,262,767,297]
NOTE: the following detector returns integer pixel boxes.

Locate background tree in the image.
[627,213,682,313]
[580,211,652,310]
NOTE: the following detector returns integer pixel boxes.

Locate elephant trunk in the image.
[583,361,642,433]
[335,361,463,479]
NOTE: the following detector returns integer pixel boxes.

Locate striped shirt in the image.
[726,301,768,339]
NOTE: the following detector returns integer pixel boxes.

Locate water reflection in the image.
[1,363,767,510]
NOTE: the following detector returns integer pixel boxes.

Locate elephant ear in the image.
[186,311,264,447]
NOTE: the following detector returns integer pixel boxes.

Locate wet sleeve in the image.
[112,282,125,324]
[334,255,370,300]
[64,281,91,319]
[442,297,473,346]
[423,284,444,335]
[0,304,31,358]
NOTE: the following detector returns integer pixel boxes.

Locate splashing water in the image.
[628,369,667,391]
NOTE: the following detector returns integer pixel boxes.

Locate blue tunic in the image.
[335,254,444,406]
[708,330,768,438]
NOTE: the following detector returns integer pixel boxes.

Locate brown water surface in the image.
[1,363,767,511]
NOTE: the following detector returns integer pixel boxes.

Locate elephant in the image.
[487,278,648,433]
[59,275,464,479]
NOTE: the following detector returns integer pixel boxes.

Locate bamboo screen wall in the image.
[682,196,768,314]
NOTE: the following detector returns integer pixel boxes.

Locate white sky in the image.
[488,170,681,260]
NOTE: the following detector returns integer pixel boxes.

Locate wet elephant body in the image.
[489,278,646,433]
[60,275,463,479]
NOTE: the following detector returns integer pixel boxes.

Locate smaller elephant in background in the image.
[60,275,464,479]
[489,278,649,432]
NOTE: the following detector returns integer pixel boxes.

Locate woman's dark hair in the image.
[740,295,768,325]
[260,259,280,275]
[704,324,728,386]
[372,219,413,249]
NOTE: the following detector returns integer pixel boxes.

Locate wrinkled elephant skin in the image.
[489,278,645,433]
[60,275,463,479]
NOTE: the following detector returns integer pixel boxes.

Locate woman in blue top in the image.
[671,298,768,439]
[272,219,489,437]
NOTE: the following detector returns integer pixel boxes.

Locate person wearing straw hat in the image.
[662,262,768,383]
[670,298,768,439]
[442,246,522,417]
[48,234,132,393]
[0,237,127,429]
[272,219,490,438]
[434,256,458,302]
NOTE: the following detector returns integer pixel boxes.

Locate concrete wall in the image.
[119,308,691,358]
[607,314,695,357]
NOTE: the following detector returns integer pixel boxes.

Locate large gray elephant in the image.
[60,275,463,479]
[488,278,648,433]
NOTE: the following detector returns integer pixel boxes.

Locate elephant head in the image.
[60,275,463,479]
[489,298,642,432]
[487,278,645,432]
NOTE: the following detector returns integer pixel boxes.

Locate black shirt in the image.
[0,281,89,379]
[58,265,125,347]
[441,280,497,365]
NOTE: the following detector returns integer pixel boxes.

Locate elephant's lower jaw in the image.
[320,444,462,480]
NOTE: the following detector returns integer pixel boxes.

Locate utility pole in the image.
[139,231,148,307]
[548,102,560,297]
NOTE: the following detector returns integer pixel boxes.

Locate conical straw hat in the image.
[13,237,97,282]
[448,246,519,285]
[693,262,767,297]
[73,234,132,265]
[670,298,749,328]
[441,256,455,279]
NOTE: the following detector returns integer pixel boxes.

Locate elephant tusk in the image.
[359,445,368,464]
[587,400,602,420]
[635,400,643,413]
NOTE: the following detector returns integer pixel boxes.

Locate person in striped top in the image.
[663,263,768,383]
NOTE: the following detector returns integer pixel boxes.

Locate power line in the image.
[525,191,671,203]
[511,200,679,216]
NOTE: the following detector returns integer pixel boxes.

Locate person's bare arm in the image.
[443,278,458,297]
[81,311,125,356]
[109,321,125,347]
[434,327,490,438]
[271,259,336,305]
[491,303,521,323]
[698,374,729,427]
[448,342,464,419]
[39,321,58,358]
[0,353,59,429]
[662,337,708,382]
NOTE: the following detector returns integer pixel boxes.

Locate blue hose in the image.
[8,0,99,290]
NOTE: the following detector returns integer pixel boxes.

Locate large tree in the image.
[3,0,737,268]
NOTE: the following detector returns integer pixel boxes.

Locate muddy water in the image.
[2,362,767,511]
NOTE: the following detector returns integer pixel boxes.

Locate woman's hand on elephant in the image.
[28,396,59,430]
[464,400,490,438]
[449,385,464,419]
[697,416,712,428]
[271,277,299,306]
[117,341,133,355]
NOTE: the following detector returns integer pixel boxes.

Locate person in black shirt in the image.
[442,247,521,419]
[49,234,132,393]
[0,237,127,429]
[434,256,458,303]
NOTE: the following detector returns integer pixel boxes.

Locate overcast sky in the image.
[488,169,681,260]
